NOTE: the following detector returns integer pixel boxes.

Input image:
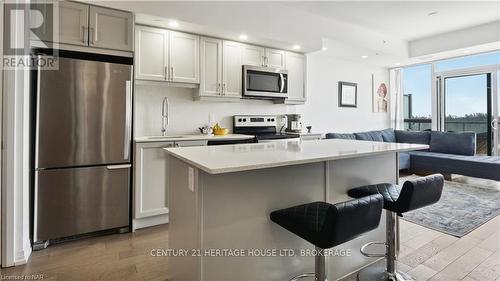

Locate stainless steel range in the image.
[233,115,300,143]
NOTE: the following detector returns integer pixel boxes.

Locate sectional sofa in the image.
[326,129,500,181]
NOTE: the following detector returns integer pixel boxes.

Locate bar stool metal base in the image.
[358,265,415,281]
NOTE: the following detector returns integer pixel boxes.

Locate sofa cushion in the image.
[380,129,396,142]
[354,130,384,142]
[429,131,476,156]
[325,133,356,140]
[395,130,430,145]
[409,151,500,181]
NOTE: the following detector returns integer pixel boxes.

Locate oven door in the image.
[243,65,288,99]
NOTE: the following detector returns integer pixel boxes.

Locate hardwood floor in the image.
[0,225,169,281]
[1,177,499,281]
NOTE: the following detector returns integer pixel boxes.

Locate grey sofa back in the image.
[395,130,431,145]
[327,129,476,156]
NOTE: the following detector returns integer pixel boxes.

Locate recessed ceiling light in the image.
[293,45,301,50]
[239,34,248,41]
[463,50,471,54]
[168,20,179,28]
[427,11,438,16]
[395,63,401,66]
[322,47,328,51]
[361,55,368,59]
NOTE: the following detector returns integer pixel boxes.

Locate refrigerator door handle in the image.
[107,164,132,170]
[124,80,132,160]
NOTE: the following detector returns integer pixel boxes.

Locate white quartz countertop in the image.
[164,139,428,174]
[135,134,254,143]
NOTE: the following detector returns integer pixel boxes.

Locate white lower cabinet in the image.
[133,139,208,230]
[133,141,172,230]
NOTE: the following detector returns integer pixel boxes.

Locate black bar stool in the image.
[348,174,444,281]
[270,194,384,281]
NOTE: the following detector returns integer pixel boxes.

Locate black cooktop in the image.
[255,133,300,140]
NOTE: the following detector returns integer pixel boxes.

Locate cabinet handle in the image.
[89,27,96,45]
[222,83,226,96]
[170,67,174,81]
[81,26,87,43]
[164,66,168,80]
[216,83,221,94]
[262,56,266,66]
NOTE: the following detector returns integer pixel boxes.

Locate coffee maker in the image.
[285,114,303,133]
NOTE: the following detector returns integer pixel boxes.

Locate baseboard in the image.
[133,214,169,231]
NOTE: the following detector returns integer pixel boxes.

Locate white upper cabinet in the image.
[265,48,286,68]
[57,1,89,46]
[135,26,168,81]
[285,52,306,103]
[135,26,200,84]
[169,31,200,83]
[222,41,243,98]
[242,44,265,66]
[89,6,134,51]
[199,37,223,97]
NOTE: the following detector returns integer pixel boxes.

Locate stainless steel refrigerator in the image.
[33,53,133,249]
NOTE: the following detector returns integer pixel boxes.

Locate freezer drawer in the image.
[34,165,130,243]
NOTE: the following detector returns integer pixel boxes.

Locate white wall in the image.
[134,52,390,137]
[134,86,296,137]
[297,52,390,133]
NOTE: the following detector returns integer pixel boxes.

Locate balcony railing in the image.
[404,118,432,131]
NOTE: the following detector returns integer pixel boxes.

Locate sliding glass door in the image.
[437,71,498,156]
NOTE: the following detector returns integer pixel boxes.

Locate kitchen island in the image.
[164,139,428,281]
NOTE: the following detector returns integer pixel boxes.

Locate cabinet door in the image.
[265,48,286,68]
[199,37,222,97]
[242,44,265,66]
[57,1,89,46]
[222,41,243,98]
[134,142,173,219]
[169,31,200,83]
[89,6,133,51]
[286,52,306,103]
[135,26,168,81]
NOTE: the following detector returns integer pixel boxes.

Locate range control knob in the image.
[243,118,247,122]
[238,118,242,122]
[271,118,275,122]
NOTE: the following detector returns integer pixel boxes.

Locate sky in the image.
[403,51,500,118]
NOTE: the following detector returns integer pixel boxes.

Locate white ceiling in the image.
[283,1,500,41]
[96,1,500,67]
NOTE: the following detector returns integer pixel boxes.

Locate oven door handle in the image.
[279,74,285,93]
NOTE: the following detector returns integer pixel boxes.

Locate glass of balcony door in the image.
[496,70,500,156]
[443,74,493,155]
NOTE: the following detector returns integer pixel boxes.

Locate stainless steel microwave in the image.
[242,65,288,99]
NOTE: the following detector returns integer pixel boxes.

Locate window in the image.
[403,64,432,131]
[435,51,500,72]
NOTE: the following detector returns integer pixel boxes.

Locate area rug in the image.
[400,175,500,237]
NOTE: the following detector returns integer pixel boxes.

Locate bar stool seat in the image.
[348,174,444,281]
[270,195,384,281]
[348,176,444,215]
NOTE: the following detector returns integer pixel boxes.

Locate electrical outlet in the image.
[188,167,194,192]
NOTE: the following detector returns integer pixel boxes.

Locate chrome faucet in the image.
[161,97,169,136]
